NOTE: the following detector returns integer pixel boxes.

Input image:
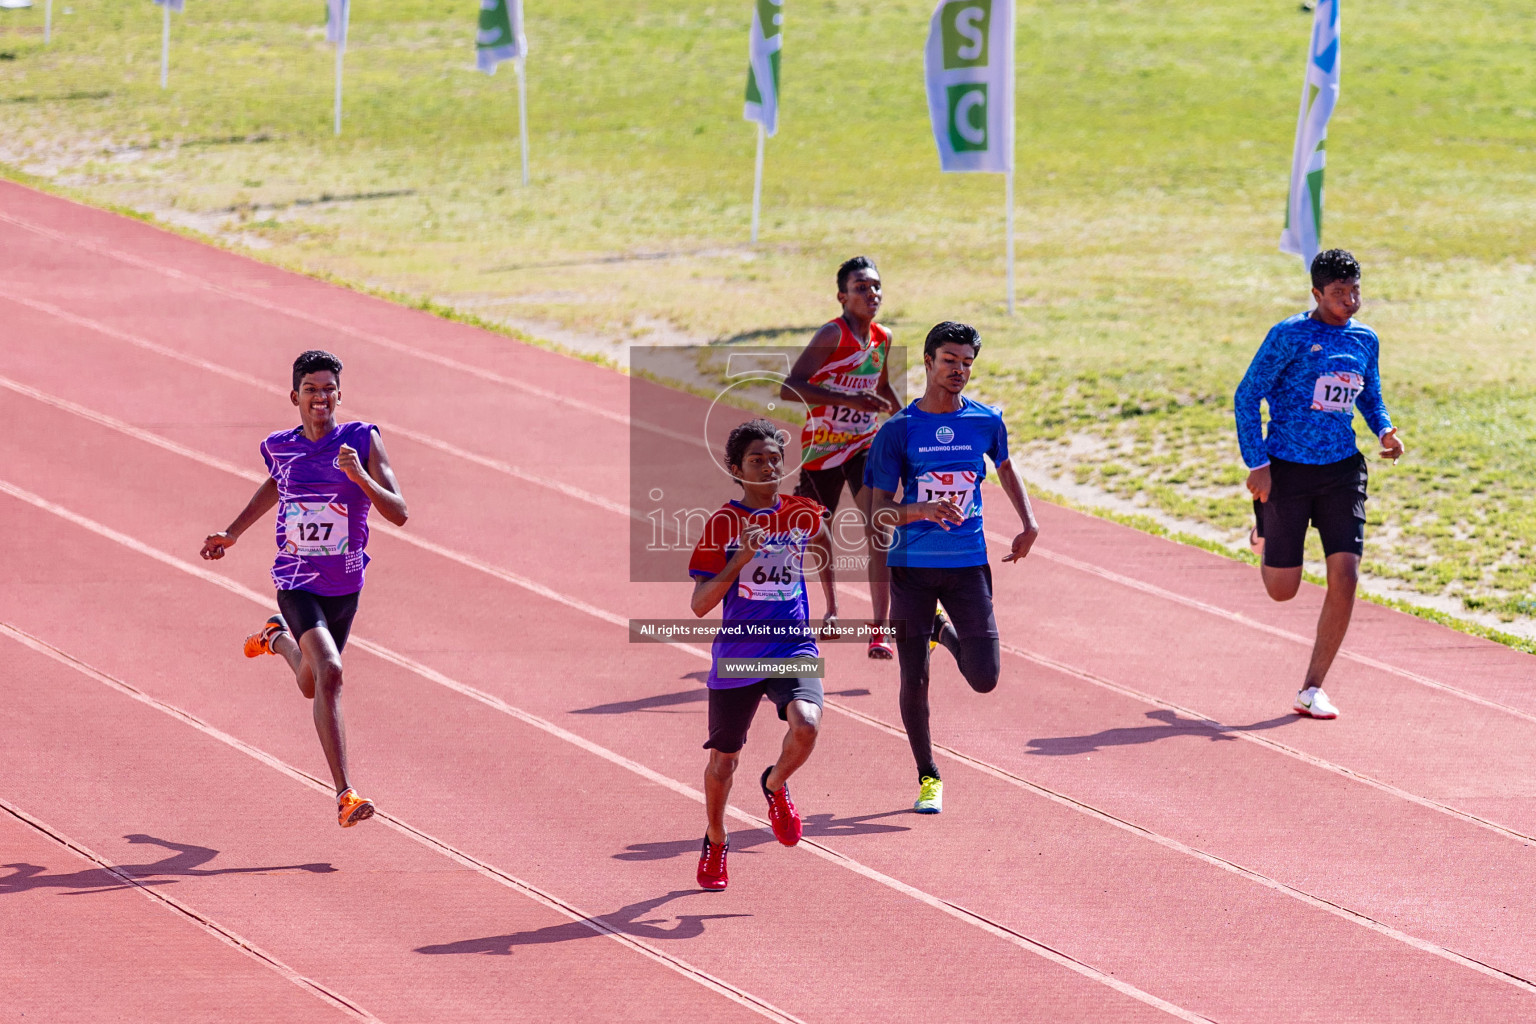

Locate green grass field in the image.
[2,0,1533,620]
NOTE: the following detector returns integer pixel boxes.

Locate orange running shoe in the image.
[337,788,375,828]
[243,615,287,658]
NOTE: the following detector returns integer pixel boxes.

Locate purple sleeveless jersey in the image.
[260,420,377,596]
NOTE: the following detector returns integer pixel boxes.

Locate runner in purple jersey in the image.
[200,350,409,828]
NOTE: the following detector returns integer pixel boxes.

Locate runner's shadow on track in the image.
[613,809,911,863]
[1026,710,1299,757]
[572,685,870,716]
[414,890,750,955]
[0,833,336,895]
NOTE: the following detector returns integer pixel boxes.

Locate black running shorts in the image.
[888,564,999,644]
[1253,453,1367,569]
[703,677,824,754]
[275,588,361,652]
[793,449,868,514]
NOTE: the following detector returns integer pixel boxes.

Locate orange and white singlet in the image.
[796,318,891,471]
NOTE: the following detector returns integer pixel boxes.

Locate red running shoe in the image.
[697,836,728,891]
[761,766,802,846]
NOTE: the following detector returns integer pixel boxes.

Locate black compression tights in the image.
[896,635,1001,781]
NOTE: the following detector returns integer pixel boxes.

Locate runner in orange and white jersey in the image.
[781,256,902,658]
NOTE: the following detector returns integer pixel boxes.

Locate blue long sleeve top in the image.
[1234,312,1393,469]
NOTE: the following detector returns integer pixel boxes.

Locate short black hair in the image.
[292,350,343,392]
[724,418,784,476]
[923,321,981,361]
[1310,249,1361,291]
[837,255,879,293]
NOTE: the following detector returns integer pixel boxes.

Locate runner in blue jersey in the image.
[200,350,409,827]
[865,322,1040,813]
[688,420,836,890]
[1235,250,1405,720]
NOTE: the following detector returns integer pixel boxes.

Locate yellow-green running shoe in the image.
[913,776,943,814]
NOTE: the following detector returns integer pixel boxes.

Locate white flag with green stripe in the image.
[744,0,783,137]
[477,0,526,74]
[1279,0,1340,264]
[924,0,1014,173]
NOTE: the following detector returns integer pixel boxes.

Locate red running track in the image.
[3,179,1536,1023]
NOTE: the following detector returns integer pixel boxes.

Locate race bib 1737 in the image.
[1311,372,1364,413]
[282,501,349,556]
[916,470,977,517]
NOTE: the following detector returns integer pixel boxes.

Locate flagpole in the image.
[160,3,170,89]
[334,43,344,135]
[515,56,529,186]
[1005,0,1017,315]
[750,123,764,244]
[1005,170,1015,315]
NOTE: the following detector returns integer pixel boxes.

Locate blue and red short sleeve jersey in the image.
[688,494,826,688]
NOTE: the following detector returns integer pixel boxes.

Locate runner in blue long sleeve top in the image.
[1234,250,1405,720]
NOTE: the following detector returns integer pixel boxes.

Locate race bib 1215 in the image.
[1311,372,1364,413]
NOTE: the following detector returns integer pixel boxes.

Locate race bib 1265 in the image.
[1311,372,1364,413]
[282,501,349,556]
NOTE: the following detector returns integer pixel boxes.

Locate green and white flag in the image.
[924,0,1014,173]
[744,0,783,137]
[477,0,526,74]
[1279,0,1340,264]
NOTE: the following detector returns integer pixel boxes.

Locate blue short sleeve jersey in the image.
[1234,313,1392,468]
[863,397,1010,568]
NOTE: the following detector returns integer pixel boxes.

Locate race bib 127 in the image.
[282,501,349,556]
[1311,372,1364,413]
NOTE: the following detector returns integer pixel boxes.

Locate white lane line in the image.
[11,372,1536,939]
[2,279,1520,727]
[0,480,1211,1024]
[0,621,806,1024]
[0,791,384,1024]
[818,693,1536,995]
[993,532,1536,727]
[8,373,1536,855]
[0,295,632,520]
[0,212,703,450]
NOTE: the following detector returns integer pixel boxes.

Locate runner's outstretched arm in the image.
[201,478,280,559]
[337,428,408,527]
[994,460,1041,564]
[690,523,764,617]
[874,360,902,414]
[870,487,966,531]
[780,324,887,412]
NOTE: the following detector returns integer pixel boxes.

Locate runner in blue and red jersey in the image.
[201,350,408,828]
[688,420,836,891]
[1235,249,1405,720]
